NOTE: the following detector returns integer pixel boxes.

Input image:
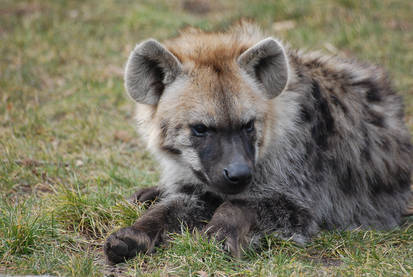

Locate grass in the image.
[0,0,412,275]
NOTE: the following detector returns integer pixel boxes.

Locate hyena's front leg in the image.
[203,200,256,258]
[104,195,212,264]
[128,186,161,206]
[204,194,319,257]
[254,193,320,245]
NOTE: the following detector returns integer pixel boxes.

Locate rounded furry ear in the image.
[125,39,182,105]
[237,38,289,99]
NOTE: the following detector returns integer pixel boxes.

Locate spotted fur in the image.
[104,22,412,264]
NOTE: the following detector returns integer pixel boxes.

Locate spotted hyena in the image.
[104,23,412,264]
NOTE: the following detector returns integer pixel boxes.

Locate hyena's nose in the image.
[223,163,252,186]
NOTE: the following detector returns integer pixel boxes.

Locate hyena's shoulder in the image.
[277,49,412,227]
[287,49,406,128]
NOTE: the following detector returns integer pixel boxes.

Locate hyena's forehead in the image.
[159,65,264,128]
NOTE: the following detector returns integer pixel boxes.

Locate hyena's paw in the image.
[104,227,151,264]
[129,186,160,205]
[203,222,246,258]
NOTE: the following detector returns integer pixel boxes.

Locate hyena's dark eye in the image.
[191,124,208,137]
[244,120,255,133]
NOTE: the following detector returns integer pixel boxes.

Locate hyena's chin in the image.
[213,181,251,195]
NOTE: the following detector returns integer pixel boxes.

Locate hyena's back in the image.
[266,51,413,230]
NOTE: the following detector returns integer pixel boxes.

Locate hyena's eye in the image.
[191,124,208,137]
[244,120,255,133]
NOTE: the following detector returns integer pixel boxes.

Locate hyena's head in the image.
[125,28,289,195]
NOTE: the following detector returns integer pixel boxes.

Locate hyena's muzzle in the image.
[191,123,256,195]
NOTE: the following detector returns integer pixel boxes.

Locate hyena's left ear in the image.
[125,39,182,105]
[237,38,289,99]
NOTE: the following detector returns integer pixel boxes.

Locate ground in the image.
[0,0,412,276]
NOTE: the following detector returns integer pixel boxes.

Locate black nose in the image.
[223,163,252,186]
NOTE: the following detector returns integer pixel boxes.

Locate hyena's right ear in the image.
[125,39,182,105]
[237,38,289,99]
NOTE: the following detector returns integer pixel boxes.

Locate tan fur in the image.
[164,22,263,70]
[135,23,277,162]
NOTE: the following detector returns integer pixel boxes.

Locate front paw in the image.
[129,186,160,205]
[203,222,246,258]
[104,227,151,264]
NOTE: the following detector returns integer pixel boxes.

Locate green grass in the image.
[1,0,412,275]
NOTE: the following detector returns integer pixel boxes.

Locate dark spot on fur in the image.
[192,168,208,184]
[311,122,328,150]
[360,146,371,161]
[310,79,322,98]
[330,94,348,114]
[257,137,264,147]
[321,69,330,78]
[310,80,336,150]
[327,157,339,175]
[314,173,324,183]
[162,146,182,155]
[314,155,324,173]
[199,191,223,212]
[365,106,385,128]
[160,121,168,139]
[370,151,411,194]
[212,64,222,74]
[304,141,314,158]
[300,104,313,123]
[295,67,304,79]
[366,88,381,102]
[360,124,371,161]
[318,102,335,134]
[352,79,382,103]
[179,184,196,195]
[394,167,411,191]
[377,136,390,152]
[331,73,340,80]
[370,173,396,195]
[290,139,298,148]
[338,164,357,195]
[159,121,181,155]
[304,58,322,69]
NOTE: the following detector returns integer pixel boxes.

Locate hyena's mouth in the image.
[218,175,252,194]
[191,166,252,195]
